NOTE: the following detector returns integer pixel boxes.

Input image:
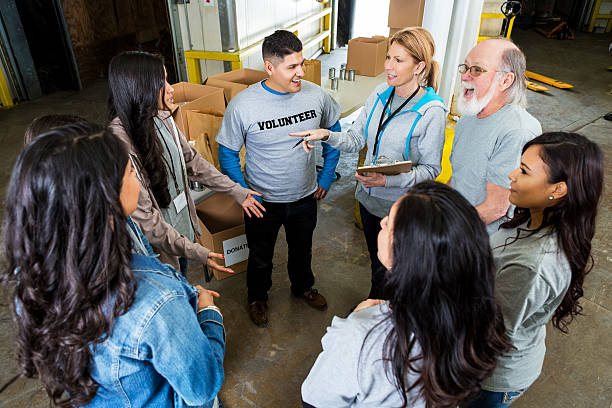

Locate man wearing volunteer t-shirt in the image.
[216,30,341,327]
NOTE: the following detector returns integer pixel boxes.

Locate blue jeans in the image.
[465,389,527,408]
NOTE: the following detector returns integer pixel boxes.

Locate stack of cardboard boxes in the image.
[345,0,427,77]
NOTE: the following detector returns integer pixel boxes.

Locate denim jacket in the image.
[86,218,225,407]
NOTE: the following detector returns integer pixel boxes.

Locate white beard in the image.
[457,80,498,116]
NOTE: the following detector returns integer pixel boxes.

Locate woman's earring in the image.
[548,195,554,200]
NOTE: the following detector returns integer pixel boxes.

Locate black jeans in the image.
[245,194,317,302]
[178,256,188,276]
[359,203,388,300]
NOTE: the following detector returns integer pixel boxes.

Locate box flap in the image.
[205,78,248,103]
[208,68,268,86]
[196,193,244,234]
[186,110,223,169]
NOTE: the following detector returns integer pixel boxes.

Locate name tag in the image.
[173,191,188,214]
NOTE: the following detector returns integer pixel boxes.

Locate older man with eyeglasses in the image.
[449,38,541,234]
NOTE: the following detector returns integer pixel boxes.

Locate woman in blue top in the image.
[292,27,447,299]
[2,125,225,408]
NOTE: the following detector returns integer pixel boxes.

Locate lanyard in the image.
[155,117,187,195]
[156,121,180,195]
[372,86,420,159]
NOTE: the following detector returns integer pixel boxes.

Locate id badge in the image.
[173,191,188,214]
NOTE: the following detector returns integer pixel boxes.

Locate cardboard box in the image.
[346,37,388,76]
[205,68,268,104]
[389,27,402,37]
[388,0,426,29]
[205,78,248,104]
[207,68,268,86]
[171,82,225,141]
[186,109,224,170]
[196,193,247,280]
[303,59,321,86]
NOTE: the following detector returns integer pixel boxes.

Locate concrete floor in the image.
[0,29,611,407]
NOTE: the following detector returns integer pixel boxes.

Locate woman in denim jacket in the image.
[2,124,225,407]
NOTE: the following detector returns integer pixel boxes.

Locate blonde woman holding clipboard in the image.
[291,27,446,299]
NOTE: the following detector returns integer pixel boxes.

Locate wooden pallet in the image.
[526,71,573,89]
[526,80,548,92]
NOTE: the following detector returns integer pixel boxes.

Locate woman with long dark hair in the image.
[302,181,511,408]
[108,51,264,275]
[2,125,226,407]
[467,132,604,407]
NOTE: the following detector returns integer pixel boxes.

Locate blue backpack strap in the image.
[403,87,443,159]
[364,86,394,142]
[404,113,422,159]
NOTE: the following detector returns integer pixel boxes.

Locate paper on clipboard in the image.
[357,160,412,175]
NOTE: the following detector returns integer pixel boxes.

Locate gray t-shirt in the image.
[483,224,571,391]
[302,302,424,407]
[450,104,541,234]
[216,80,341,203]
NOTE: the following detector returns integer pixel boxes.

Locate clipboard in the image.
[357,161,412,175]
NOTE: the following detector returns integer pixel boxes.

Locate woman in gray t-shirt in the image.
[466,132,604,408]
[302,181,510,408]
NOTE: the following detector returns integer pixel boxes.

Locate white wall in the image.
[433,0,485,108]
[480,0,507,37]
[351,0,390,38]
[177,0,325,79]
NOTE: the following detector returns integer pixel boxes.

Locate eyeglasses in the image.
[458,64,507,77]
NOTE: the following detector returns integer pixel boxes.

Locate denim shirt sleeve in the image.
[139,295,225,406]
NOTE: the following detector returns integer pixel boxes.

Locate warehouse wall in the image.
[480,0,506,37]
[176,0,325,80]
[235,0,323,70]
[62,0,174,85]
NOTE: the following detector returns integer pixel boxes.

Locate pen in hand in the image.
[292,133,310,149]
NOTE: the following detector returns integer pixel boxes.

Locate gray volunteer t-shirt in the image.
[216,80,341,203]
[484,224,570,391]
[450,104,541,234]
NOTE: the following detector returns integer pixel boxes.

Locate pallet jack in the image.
[498,1,574,92]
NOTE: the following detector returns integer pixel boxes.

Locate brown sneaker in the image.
[248,301,268,327]
[300,288,327,311]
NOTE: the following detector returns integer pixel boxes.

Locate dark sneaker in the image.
[300,288,327,311]
[248,301,268,327]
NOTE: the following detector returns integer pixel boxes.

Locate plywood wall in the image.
[62,0,172,84]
